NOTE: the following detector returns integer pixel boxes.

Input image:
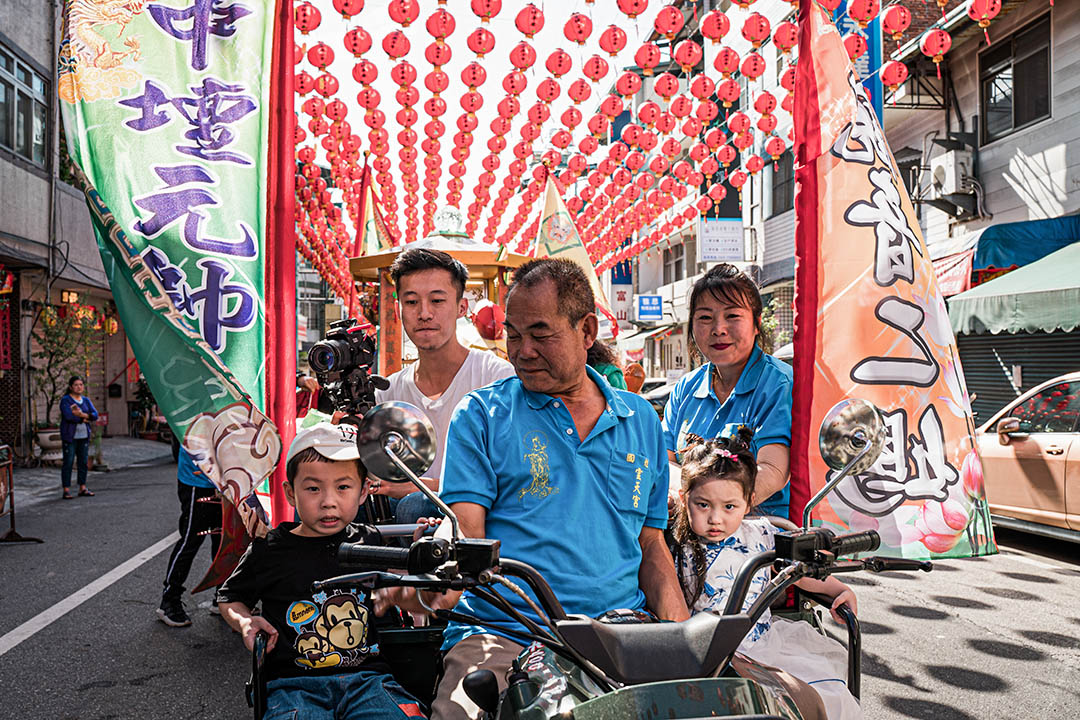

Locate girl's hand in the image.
[829,588,857,623]
[413,516,442,541]
[240,615,278,653]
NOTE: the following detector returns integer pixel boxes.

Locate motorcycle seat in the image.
[556,612,754,685]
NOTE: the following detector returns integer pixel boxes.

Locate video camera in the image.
[308,318,389,420]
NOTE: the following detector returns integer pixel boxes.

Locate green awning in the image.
[948,242,1080,335]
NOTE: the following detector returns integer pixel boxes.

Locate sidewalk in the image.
[10,436,176,512]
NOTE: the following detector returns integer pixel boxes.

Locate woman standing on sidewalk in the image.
[59,375,98,499]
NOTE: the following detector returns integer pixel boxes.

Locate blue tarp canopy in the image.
[973,214,1080,269]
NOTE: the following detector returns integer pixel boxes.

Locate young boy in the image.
[218,422,426,719]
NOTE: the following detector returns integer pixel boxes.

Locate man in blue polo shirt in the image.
[413,259,690,720]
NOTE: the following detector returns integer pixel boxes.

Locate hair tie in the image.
[715,448,736,461]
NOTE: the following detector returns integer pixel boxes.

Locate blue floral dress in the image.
[676,518,862,719]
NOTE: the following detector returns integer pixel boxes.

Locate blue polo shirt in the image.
[439,366,668,649]
[662,345,794,517]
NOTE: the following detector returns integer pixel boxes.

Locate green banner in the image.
[58,0,280,531]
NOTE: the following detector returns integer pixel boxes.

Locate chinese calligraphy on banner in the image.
[58,0,281,535]
[791,2,994,559]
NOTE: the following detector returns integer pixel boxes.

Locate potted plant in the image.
[30,302,106,450]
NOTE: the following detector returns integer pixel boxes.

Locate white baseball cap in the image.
[285,422,361,466]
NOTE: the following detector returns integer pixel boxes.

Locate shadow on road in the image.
[889,605,950,620]
[1017,629,1080,649]
[926,664,1010,692]
[966,638,1047,662]
[882,696,978,720]
[976,586,1041,601]
[930,595,996,610]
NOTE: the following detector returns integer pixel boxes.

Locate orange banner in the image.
[791,2,994,558]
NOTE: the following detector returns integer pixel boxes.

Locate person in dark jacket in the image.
[59,375,98,499]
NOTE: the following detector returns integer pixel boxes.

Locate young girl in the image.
[672,430,862,720]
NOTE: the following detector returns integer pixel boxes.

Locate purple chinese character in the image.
[133,164,256,258]
[148,0,252,71]
[120,78,256,165]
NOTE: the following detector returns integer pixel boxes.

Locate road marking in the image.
[0,532,179,657]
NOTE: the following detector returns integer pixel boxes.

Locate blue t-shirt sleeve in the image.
[752,376,793,450]
[439,394,498,509]
[644,415,670,529]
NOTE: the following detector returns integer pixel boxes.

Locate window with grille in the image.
[0,43,48,167]
[979,16,1050,143]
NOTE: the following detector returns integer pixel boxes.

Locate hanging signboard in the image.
[637,294,664,322]
[699,218,745,262]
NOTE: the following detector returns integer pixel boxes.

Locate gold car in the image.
[976,372,1080,542]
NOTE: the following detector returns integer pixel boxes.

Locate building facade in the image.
[1,3,132,455]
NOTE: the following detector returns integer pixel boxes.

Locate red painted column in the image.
[265,0,296,526]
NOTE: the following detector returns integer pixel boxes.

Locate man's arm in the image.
[220,601,279,653]
[638,526,690,622]
[754,443,790,507]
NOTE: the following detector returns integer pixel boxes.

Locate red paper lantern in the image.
[741,12,771,49]
[729,170,748,191]
[425,42,452,69]
[565,13,593,45]
[757,114,777,134]
[634,43,663,76]
[598,26,627,57]
[467,27,495,57]
[307,42,334,70]
[920,29,952,76]
[471,0,502,23]
[881,60,909,93]
[567,80,591,105]
[967,0,1001,43]
[696,196,713,214]
[343,28,372,57]
[713,47,740,77]
[296,70,314,95]
[653,72,679,101]
[741,53,766,80]
[382,30,410,59]
[882,5,911,44]
[717,145,737,167]
[746,155,765,175]
[707,183,727,202]
[670,94,693,118]
[773,21,798,54]
[461,91,484,113]
[545,49,573,78]
[615,71,642,98]
[673,40,703,73]
[510,42,537,70]
[295,2,321,34]
[461,62,487,89]
[314,73,339,98]
[780,66,796,92]
[357,87,380,109]
[583,55,609,83]
[733,131,754,150]
[425,70,450,94]
[696,100,719,124]
[848,0,880,29]
[600,94,624,119]
[701,10,730,44]
[333,0,364,19]
[515,4,545,38]
[536,78,561,104]
[844,33,868,61]
[688,75,715,101]
[617,0,649,20]
[682,117,703,137]
[503,70,527,95]
[388,0,420,27]
[654,5,685,40]
[717,78,740,107]
[704,127,725,149]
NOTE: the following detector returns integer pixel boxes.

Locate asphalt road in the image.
[1,459,1077,719]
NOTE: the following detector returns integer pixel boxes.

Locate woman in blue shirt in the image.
[59,375,99,499]
[662,265,794,518]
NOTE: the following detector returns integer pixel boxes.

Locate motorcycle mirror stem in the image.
[382,433,462,540]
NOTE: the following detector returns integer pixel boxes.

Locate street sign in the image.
[637,294,663,322]
[699,217,744,262]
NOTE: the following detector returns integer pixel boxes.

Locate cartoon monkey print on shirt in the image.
[288,590,377,670]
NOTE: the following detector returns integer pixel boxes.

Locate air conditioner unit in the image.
[929,149,973,197]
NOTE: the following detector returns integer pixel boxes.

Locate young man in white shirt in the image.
[374,248,515,521]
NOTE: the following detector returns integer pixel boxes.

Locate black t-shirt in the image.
[218,522,393,681]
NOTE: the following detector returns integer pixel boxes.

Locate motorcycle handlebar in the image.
[338,543,411,568]
[829,530,881,557]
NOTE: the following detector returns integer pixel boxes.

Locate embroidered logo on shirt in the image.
[520,431,559,500]
[632,467,643,509]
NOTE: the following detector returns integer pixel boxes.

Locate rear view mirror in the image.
[996,417,1024,444]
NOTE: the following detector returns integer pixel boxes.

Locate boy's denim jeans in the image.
[264,670,425,720]
[61,438,90,489]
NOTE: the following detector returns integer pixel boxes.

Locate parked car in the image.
[639,377,668,395]
[645,380,680,419]
[976,371,1080,542]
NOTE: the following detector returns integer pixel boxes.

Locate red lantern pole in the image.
[266,0,297,526]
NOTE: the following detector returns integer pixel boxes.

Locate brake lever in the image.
[862,557,933,573]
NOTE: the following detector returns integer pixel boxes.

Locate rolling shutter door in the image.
[956,330,1080,423]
